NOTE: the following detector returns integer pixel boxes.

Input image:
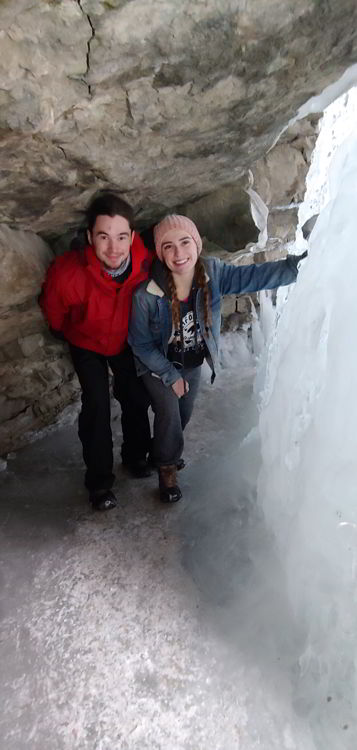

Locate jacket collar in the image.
[147,279,165,297]
[147,257,210,297]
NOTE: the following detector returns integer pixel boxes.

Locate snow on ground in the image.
[0,335,314,750]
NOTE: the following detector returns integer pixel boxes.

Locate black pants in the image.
[142,367,201,466]
[69,344,151,491]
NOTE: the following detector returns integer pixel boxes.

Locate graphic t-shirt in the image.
[167,296,207,369]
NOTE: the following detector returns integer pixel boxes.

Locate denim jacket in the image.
[128,255,298,386]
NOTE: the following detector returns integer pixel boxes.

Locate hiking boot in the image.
[158,465,182,503]
[149,455,185,471]
[122,458,152,478]
[89,489,117,511]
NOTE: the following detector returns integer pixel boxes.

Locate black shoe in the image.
[160,485,182,503]
[89,489,117,511]
[123,458,152,478]
[158,465,182,503]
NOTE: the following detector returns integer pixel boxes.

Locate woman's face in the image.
[161,229,198,276]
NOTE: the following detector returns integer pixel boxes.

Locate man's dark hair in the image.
[86,191,134,232]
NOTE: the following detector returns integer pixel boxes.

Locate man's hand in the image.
[171,378,189,398]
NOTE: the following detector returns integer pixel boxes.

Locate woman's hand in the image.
[171,378,189,398]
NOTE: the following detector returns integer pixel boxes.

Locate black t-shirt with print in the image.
[167,295,207,369]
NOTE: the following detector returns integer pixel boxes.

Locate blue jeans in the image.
[142,366,201,466]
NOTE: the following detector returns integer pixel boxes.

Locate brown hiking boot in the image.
[158,464,182,503]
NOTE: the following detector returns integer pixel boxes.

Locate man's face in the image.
[88,214,133,269]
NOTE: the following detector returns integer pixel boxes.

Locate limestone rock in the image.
[0,349,80,454]
[0,306,45,348]
[0,225,53,307]
[251,144,310,207]
[18,333,45,358]
[177,117,317,252]
[0,225,80,453]
[268,208,299,243]
[179,182,258,252]
[0,0,356,234]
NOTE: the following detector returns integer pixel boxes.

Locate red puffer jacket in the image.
[40,233,152,356]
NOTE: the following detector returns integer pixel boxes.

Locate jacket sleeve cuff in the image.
[160,368,182,387]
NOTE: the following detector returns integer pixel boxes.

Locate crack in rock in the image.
[76,0,95,97]
[125,89,134,122]
[56,145,67,159]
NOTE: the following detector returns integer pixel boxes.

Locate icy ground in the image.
[0,335,315,750]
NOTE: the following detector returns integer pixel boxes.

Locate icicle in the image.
[245,170,269,250]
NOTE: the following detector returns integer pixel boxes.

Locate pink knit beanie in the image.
[153,214,202,260]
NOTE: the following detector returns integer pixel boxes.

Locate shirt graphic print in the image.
[167,299,207,369]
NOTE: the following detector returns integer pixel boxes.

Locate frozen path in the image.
[0,357,312,750]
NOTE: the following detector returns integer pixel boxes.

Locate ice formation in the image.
[255,89,357,748]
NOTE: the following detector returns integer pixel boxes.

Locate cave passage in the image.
[1,83,357,750]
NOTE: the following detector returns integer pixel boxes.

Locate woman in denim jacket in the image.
[129,215,304,503]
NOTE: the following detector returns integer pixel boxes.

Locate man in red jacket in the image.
[40,192,153,510]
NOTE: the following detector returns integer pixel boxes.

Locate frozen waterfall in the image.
[255,89,357,748]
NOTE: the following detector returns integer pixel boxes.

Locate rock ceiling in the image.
[0,0,356,237]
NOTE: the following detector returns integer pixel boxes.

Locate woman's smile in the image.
[173,258,189,266]
[161,228,198,275]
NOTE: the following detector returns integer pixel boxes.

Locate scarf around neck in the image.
[104,253,131,278]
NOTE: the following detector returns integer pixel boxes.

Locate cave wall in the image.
[0,127,315,455]
[178,116,318,250]
[1,0,356,235]
[1,0,357,452]
[0,228,79,454]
